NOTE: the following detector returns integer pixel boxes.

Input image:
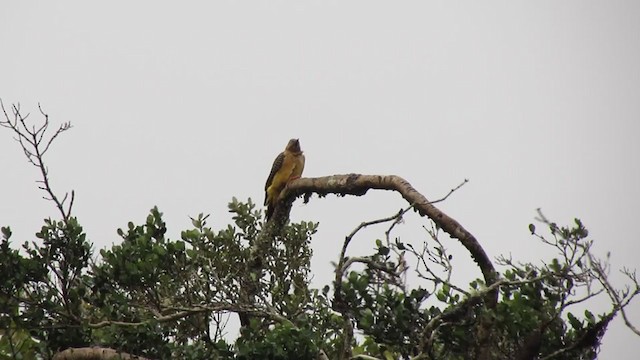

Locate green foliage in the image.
[330,218,621,360]
[1,216,92,358]
[0,200,631,360]
[342,270,430,357]
[0,199,327,359]
[236,323,318,360]
[87,200,321,358]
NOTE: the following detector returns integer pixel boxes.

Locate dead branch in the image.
[0,100,74,222]
[282,174,498,299]
[593,258,640,336]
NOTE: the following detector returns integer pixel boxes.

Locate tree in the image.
[1,101,638,360]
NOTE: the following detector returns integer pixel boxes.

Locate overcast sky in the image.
[2,1,639,358]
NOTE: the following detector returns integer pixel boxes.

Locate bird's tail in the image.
[265,204,274,221]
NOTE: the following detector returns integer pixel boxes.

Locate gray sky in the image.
[2,1,639,358]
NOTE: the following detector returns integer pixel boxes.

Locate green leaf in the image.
[360,308,374,328]
[322,285,330,295]
[567,312,582,330]
[528,223,535,234]
[1,226,11,240]
[174,241,185,251]
[442,283,450,295]
[383,350,396,360]
[584,310,595,324]
[154,244,167,256]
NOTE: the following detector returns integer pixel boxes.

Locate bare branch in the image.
[42,121,72,156]
[341,256,400,277]
[593,258,640,336]
[428,178,469,205]
[0,100,74,222]
[335,206,410,289]
[284,175,498,299]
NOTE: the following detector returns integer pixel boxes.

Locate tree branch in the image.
[52,347,151,360]
[0,100,74,222]
[88,302,291,329]
[283,174,498,297]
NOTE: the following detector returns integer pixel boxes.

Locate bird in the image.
[264,138,305,221]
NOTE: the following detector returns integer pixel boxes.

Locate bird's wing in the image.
[264,152,285,204]
[298,153,306,175]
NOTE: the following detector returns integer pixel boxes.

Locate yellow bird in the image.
[264,138,305,221]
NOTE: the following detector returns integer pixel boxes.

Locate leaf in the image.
[383,350,396,360]
[567,312,582,330]
[528,223,536,234]
[174,241,185,251]
[360,308,373,328]
[154,244,167,256]
[1,226,11,240]
[322,285,330,295]
[584,310,595,324]
[442,283,450,295]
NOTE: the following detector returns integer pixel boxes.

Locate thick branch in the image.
[52,347,151,360]
[283,174,498,299]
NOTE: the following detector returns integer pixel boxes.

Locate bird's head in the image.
[285,138,302,153]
